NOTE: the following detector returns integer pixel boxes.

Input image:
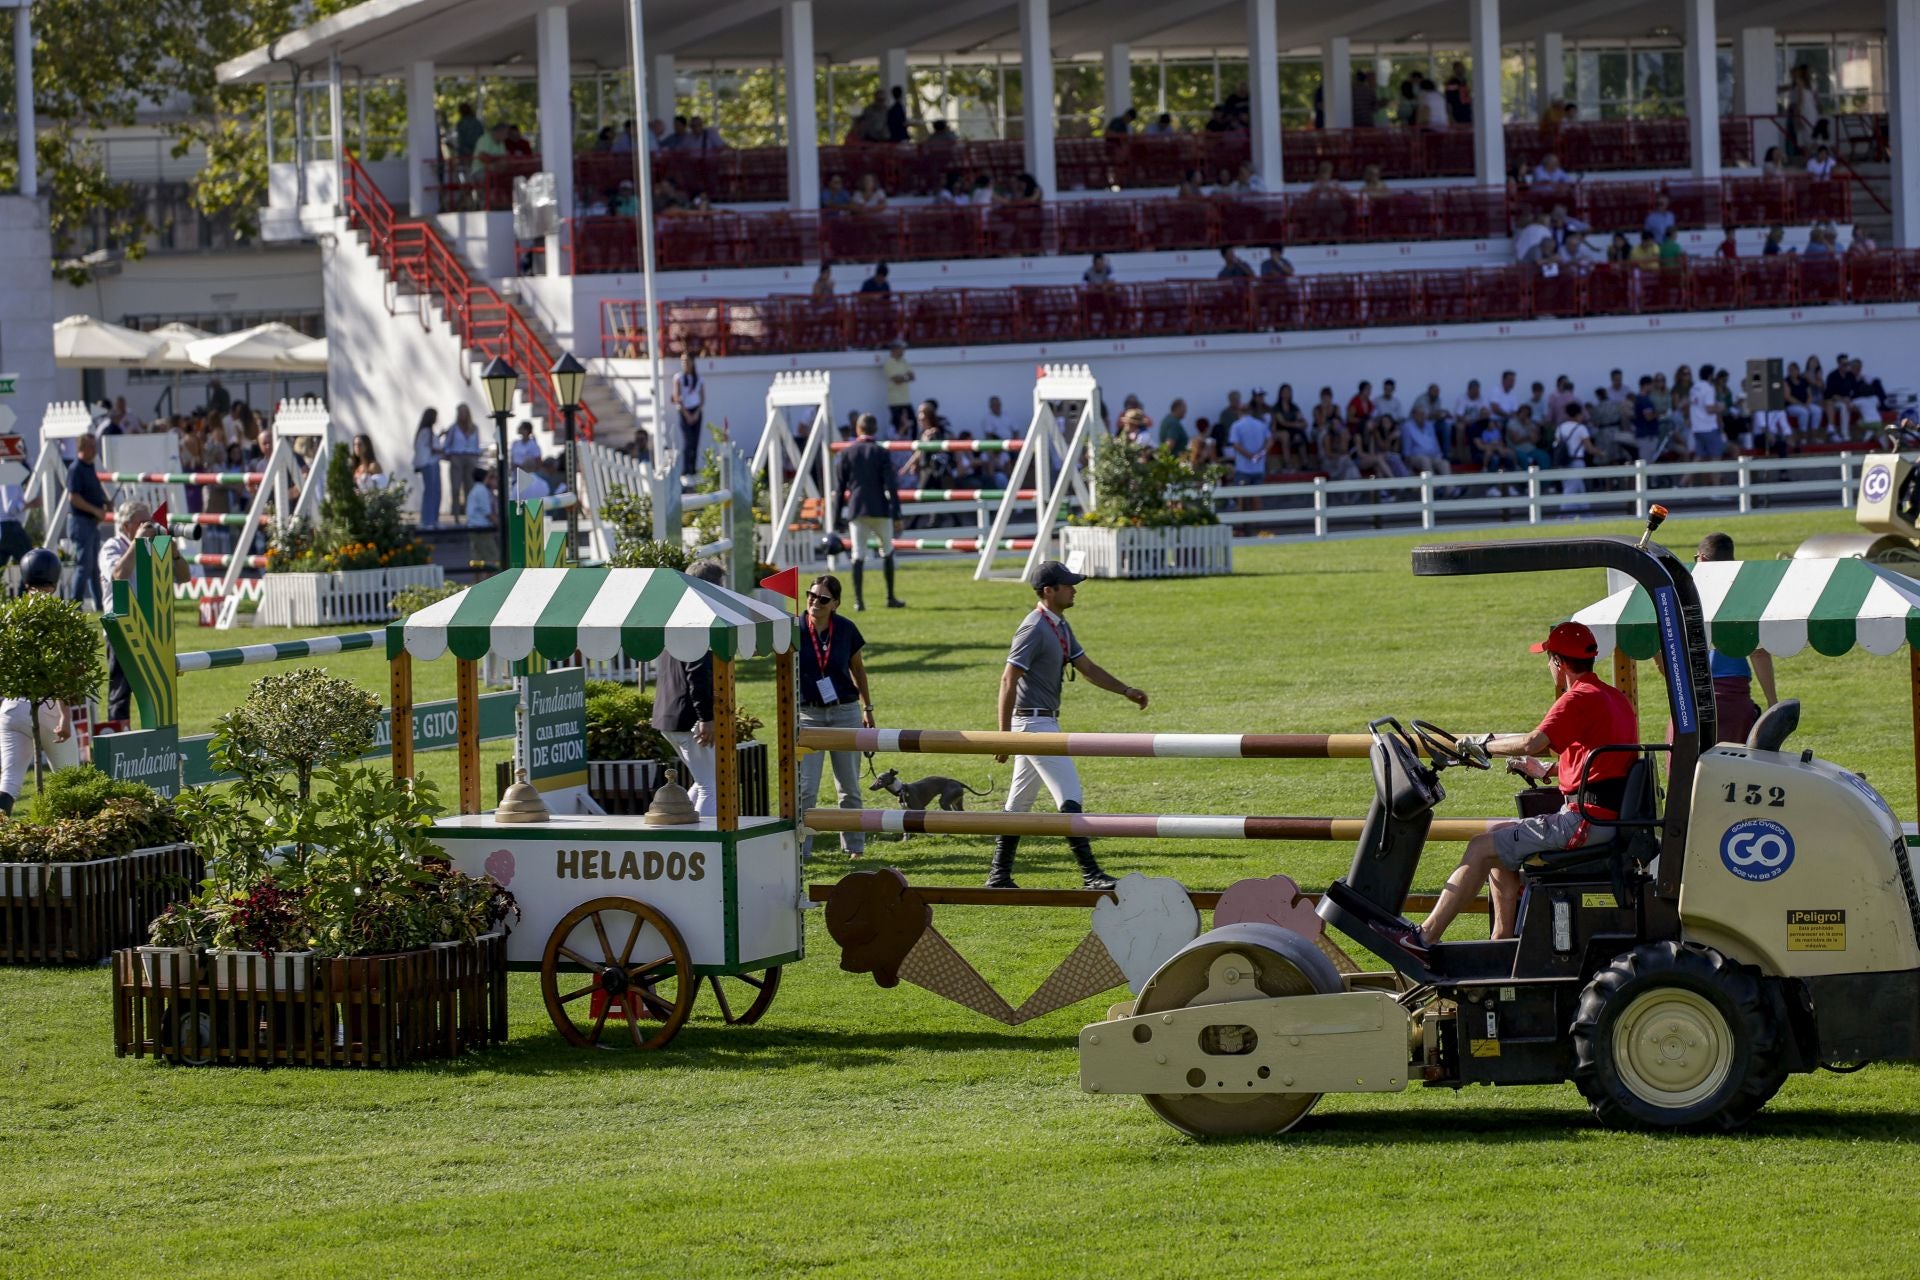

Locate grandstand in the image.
[218,0,1920,495]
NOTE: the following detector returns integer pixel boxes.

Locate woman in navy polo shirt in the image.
[797,574,873,861]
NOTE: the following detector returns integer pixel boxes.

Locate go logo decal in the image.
[1720,819,1795,882]
[1863,464,1893,503]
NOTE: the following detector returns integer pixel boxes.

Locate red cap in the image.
[1531,621,1598,659]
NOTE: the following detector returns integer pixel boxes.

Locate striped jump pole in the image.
[828,439,1026,453]
[896,489,1037,502]
[887,538,1035,553]
[175,629,383,673]
[805,809,1500,841]
[189,554,268,569]
[800,728,1376,759]
[169,513,266,529]
[100,471,264,486]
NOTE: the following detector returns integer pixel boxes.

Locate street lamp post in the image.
[550,352,586,561]
[480,357,517,572]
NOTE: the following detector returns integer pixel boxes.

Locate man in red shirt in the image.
[1379,621,1640,956]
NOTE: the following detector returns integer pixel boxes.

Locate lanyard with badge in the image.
[1035,607,1075,681]
[807,614,840,703]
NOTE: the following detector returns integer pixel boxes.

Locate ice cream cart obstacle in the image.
[389,566,802,1050]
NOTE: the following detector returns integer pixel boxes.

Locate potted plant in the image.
[140,901,208,987]
[1060,437,1234,579]
[260,445,444,626]
[204,876,311,991]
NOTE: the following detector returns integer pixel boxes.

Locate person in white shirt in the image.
[1454,380,1494,464]
[509,421,542,472]
[1512,215,1554,264]
[979,395,1015,440]
[1226,409,1270,513]
[1553,403,1593,508]
[1689,363,1727,460]
[465,467,497,528]
[1373,378,1405,427]
[1487,371,1522,421]
[1400,404,1451,477]
[1561,231,1605,264]
[444,405,483,515]
[672,352,706,477]
[513,459,551,503]
[411,409,443,530]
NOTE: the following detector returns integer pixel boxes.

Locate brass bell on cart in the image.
[644,768,699,826]
[496,770,552,824]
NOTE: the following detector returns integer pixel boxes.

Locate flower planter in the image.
[258,564,446,627]
[136,945,201,989]
[0,844,202,965]
[113,932,510,1068]
[207,948,314,992]
[1059,524,1234,579]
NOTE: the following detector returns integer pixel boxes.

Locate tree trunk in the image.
[29,712,45,795]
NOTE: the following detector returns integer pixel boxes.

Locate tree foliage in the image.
[0,592,107,794]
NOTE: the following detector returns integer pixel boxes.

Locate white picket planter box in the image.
[207,948,314,992]
[1059,524,1233,579]
[258,564,445,627]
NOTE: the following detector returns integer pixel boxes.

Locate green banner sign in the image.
[175,691,518,787]
[525,667,588,790]
[92,726,183,799]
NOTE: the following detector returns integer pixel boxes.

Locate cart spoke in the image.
[619,915,643,967]
[734,973,767,991]
[558,983,597,1005]
[708,976,735,1022]
[589,911,618,966]
[557,945,599,970]
[587,1006,610,1046]
[622,996,647,1048]
[626,954,676,983]
[635,987,677,1021]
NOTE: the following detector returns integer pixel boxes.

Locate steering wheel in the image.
[1410,720,1492,771]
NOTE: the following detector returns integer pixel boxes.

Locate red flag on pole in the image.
[760,566,800,601]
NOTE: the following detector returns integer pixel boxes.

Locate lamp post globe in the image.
[480,357,517,570]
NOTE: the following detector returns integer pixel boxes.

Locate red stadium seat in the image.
[1530,262,1582,317]
[1282,132,1342,184]
[1421,269,1486,324]
[1189,279,1252,333]
[1582,181,1658,234]
[784,297,846,352]
[1504,123,1548,171]
[1634,121,1690,170]
[1362,190,1440,241]
[659,299,726,358]
[1663,179,1723,229]
[1419,129,1475,178]
[842,293,900,349]
[1122,135,1193,189]
[1737,256,1798,309]
[734,149,789,202]
[1637,264,1689,312]
[1472,265,1534,321]
[1798,255,1845,304]
[1291,189,1359,243]
[1138,198,1216,252]
[1215,196,1290,248]
[1300,275,1361,329]
[1055,201,1139,255]
[1688,258,1741,311]
[1360,272,1425,327]
[961,288,1023,344]
[1251,276,1304,330]
[1791,177,1852,224]
[1583,263,1634,315]
[656,215,728,270]
[1056,138,1113,192]
[1017,286,1090,341]
[1721,177,1789,228]
[981,204,1049,257]
[1196,132,1253,181]
[1129,282,1194,338]
[902,290,967,348]
[821,210,901,262]
[1846,253,1902,303]
[903,206,984,261]
[1437,187,1508,240]
[1720,118,1757,167]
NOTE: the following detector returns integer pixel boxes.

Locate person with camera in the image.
[0,551,70,815]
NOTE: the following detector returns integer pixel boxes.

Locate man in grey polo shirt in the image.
[988,561,1150,889]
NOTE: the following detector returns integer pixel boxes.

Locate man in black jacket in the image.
[838,413,904,611]
[650,558,727,815]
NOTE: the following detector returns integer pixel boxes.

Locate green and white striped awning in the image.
[1572,558,1920,659]
[391,568,792,664]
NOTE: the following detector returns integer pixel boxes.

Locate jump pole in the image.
[801,883,1489,915]
[805,809,1499,841]
[800,728,1375,759]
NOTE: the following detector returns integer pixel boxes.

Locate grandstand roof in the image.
[220,0,1887,84]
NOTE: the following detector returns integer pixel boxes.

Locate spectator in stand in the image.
[1204,105,1231,133]
[860,263,892,293]
[1658,227,1686,265]
[1260,244,1295,277]
[1523,380,1551,423]
[881,341,915,435]
[822,173,852,209]
[1762,224,1787,256]
[1506,406,1550,471]
[1562,231,1605,264]
[887,86,911,143]
[1310,386,1343,440]
[1761,145,1788,178]
[1346,380,1376,428]
[443,404,482,515]
[1307,161,1341,196]
[980,395,1015,440]
[851,173,888,213]
[1806,144,1837,180]
[1271,385,1308,469]
[1554,403,1593,508]
[970,173,998,204]
[1367,415,1411,482]
[464,466,496,529]
[1473,410,1517,491]
[1488,370,1522,422]
[1216,389,1246,430]
[1606,231,1633,263]
[1157,399,1189,453]
[1589,388,1626,462]
[1545,205,1589,251]
[1714,368,1752,448]
[1717,228,1739,259]
[1401,403,1449,477]
[503,124,533,157]
[934,170,965,204]
[1547,376,1578,424]
[644,120,666,151]
[1803,226,1835,258]
[1849,357,1888,429]
[1782,361,1815,436]
[811,263,835,299]
[662,115,692,150]
[453,102,485,169]
[1010,173,1044,204]
[1453,379,1493,464]
[1358,164,1391,197]
[1187,418,1218,469]
[687,116,725,151]
[1630,231,1662,265]
[1396,75,1420,125]
[1784,64,1822,155]
[1322,416,1362,483]
[1083,253,1115,285]
[854,91,889,143]
[1105,106,1138,137]
[1416,78,1449,130]
[1823,356,1860,435]
[1374,378,1405,427]
[1352,68,1378,128]
[1444,62,1472,124]
[1231,161,1266,194]
[1530,153,1575,190]
[1513,214,1554,264]
[1147,112,1175,135]
[1226,401,1271,509]
[510,420,542,473]
[1691,363,1727,460]
[474,121,509,171]
[1412,383,1455,459]
[1217,247,1253,280]
[924,119,959,159]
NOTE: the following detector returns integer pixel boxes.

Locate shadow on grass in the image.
[860,642,1010,675]
[1185,1102,1920,1147]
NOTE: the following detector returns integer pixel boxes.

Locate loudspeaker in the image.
[1745,358,1785,411]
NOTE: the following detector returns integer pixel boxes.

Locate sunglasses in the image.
[806,592,837,604]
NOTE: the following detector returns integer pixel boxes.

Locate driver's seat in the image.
[1519,756,1660,888]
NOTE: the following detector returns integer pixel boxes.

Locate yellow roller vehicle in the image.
[1079,520,1920,1136]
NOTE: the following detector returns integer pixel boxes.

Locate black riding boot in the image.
[851,561,866,611]
[985,835,1019,888]
[883,554,905,607]
[1060,800,1116,889]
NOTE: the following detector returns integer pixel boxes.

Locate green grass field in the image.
[6,508,1920,1278]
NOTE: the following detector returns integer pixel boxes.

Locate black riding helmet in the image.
[19,548,61,589]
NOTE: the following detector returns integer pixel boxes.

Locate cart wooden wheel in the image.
[541,896,694,1051]
[705,967,783,1026]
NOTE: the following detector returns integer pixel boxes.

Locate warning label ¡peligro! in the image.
[1786,909,1846,951]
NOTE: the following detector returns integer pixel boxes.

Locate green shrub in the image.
[391,583,460,617]
[28,764,155,822]
[1073,436,1223,529]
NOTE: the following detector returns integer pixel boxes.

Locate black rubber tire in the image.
[1572,941,1783,1132]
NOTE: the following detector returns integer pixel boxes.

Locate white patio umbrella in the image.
[185,322,316,371]
[53,314,161,367]
[143,322,215,371]
[276,336,328,372]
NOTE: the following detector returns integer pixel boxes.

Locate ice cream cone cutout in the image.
[1011,873,1199,1022]
[825,869,1017,1024]
[1213,873,1362,974]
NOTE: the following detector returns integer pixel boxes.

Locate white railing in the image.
[1211,453,1861,539]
